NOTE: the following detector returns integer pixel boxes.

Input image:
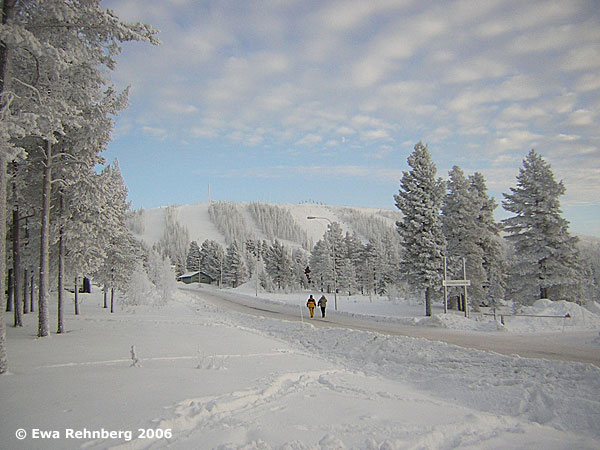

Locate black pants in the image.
[320,307,326,318]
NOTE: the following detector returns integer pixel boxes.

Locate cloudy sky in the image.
[102,0,600,237]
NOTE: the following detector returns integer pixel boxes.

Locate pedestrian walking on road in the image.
[318,295,327,318]
[306,295,316,318]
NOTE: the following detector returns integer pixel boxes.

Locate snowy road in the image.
[185,287,600,367]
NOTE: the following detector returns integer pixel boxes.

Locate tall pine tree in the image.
[224,241,248,288]
[502,150,581,304]
[468,172,505,306]
[186,241,201,272]
[394,142,446,316]
[442,166,486,309]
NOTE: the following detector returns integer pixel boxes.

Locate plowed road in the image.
[185,287,600,367]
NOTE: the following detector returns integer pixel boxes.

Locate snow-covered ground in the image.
[232,280,600,334]
[2,286,599,449]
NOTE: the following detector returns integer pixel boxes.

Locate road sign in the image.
[442,279,471,287]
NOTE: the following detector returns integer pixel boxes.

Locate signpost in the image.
[442,279,471,287]
[442,257,471,317]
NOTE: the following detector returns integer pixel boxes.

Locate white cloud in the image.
[555,133,581,142]
[574,73,600,92]
[295,134,323,146]
[493,129,544,151]
[361,129,390,141]
[336,126,356,136]
[475,1,578,38]
[225,164,404,183]
[443,58,509,84]
[568,109,595,127]
[164,102,198,115]
[500,104,547,122]
[141,126,167,138]
[562,45,600,71]
[448,76,542,113]
[509,21,600,54]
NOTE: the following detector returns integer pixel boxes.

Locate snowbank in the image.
[228,283,600,334]
[500,299,600,333]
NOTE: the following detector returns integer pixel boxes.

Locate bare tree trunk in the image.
[103,285,108,308]
[12,168,22,327]
[23,268,29,314]
[38,140,52,337]
[425,286,432,317]
[29,273,34,313]
[74,274,79,315]
[57,195,64,334]
[110,287,114,313]
[0,152,9,374]
[0,0,18,375]
[6,269,13,312]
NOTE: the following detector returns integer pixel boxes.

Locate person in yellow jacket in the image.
[306,295,316,318]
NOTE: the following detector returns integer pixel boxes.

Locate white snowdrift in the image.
[230,282,600,334]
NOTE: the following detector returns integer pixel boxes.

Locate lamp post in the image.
[307,216,338,311]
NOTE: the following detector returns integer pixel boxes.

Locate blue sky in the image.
[102,0,599,237]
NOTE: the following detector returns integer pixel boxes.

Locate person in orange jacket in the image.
[306,295,316,318]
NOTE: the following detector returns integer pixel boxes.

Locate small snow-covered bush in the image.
[124,250,176,307]
[147,249,176,305]
[124,261,155,306]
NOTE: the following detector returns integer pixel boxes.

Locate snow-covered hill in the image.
[131,202,403,250]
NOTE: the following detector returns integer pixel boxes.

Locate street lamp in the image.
[307,216,338,311]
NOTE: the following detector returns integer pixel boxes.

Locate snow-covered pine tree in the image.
[224,241,248,288]
[291,248,310,290]
[265,240,293,290]
[1,1,157,339]
[502,150,581,303]
[579,242,600,304]
[200,239,225,285]
[359,240,379,295]
[186,241,201,272]
[62,169,112,320]
[344,232,363,279]
[394,142,446,316]
[309,222,344,295]
[338,259,357,295]
[468,172,505,306]
[380,232,402,293]
[146,248,176,305]
[91,161,142,311]
[442,166,486,310]
[309,238,331,293]
[1,0,31,371]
